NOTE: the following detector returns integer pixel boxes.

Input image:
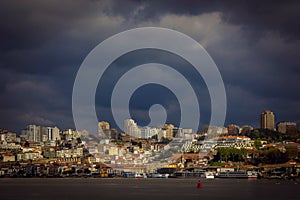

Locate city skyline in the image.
[1,1,300,133]
[2,108,299,137]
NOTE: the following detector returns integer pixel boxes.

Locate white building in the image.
[22,125,60,143]
[124,119,141,138]
[23,125,42,142]
[46,126,60,141]
[140,126,159,139]
[175,128,193,138]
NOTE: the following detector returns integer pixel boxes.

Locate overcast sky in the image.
[1,0,300,134]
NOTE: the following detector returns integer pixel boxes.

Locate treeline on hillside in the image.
[214,148,247,163]
[214,147,299,165]
[240,129,300,143]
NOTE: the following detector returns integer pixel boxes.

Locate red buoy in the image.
[197,180,202,189]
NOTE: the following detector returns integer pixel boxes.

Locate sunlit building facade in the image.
[260,110,275,130]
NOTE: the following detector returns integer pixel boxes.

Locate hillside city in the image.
[0,109,299,178]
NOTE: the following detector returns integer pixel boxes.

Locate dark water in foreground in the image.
[0,178,299,200]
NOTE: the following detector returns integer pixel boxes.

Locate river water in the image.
[0,178,299,200]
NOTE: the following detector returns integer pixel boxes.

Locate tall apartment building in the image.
[124,119,141,138]
[22,125,41,142]
[124,119,135,134]
[260,110,275,130]
[46,126,60,141]
[161,124,174,140]
[22,125,60,142]
[98,121,111,139]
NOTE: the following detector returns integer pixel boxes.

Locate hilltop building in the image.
[276,122,298,134]
[21,125,60,143]
[124,119,141,138]
[98,121,111,139]
[260,110,275,130]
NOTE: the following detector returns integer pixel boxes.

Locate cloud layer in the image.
[1,0,300,133]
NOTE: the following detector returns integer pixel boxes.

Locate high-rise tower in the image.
[260,110,275,130]
[124,119,141,138]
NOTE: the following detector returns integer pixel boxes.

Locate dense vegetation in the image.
[214,147,248,162]
[212,128,300,165]
[241,128,300,143]
[214,146,299,165]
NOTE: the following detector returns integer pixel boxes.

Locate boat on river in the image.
[216,170,248,178]
[205,171,215,179]
[247,171,258,179]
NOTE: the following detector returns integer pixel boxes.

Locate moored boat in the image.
[216,170,248,178]
[172,171,204,178]
[148,173,169,178]
[247,171,258,179]
[205,171,215,179]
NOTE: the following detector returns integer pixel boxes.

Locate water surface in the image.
[0,178,299,200]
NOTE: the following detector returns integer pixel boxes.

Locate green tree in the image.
[252,130,261,139]
[254,140,262,149]
[215,148,248,163]
[263,148,288,164]
[216,148,230,162]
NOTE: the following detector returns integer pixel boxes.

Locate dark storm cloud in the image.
[219,1,300,39]
[0,0,124,132]
[0,0,123,74]
[109,0,300,37]
[0,0,299,133]
[0,0,111,51]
